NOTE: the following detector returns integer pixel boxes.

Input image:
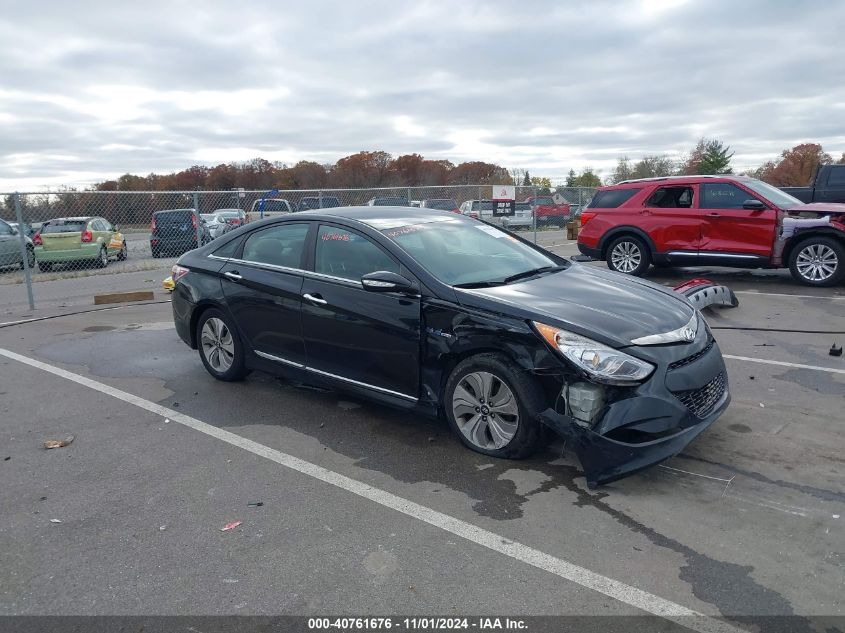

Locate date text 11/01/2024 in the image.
[308,617,527,630]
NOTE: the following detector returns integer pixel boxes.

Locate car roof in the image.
[284,206,461,229]
[45,216,92,222]
[612,174,755,187]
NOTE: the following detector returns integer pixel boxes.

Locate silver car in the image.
[0,219,35,270]
[501,202,534,230]
[203,209,245,239]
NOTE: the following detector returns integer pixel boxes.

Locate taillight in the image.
[171,264,190,282]
[580,212,597,226]
[33,232,42,246]
[81,229,93,243]
[151,217,157,231]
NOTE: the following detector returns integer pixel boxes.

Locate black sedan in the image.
[170,207,730,487]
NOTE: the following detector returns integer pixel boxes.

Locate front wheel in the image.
[196,308,249,381]
[606,235,651,276]
[117,241,128,261]
[788,237,845,287]
[21,247,35,270]
[443,353,543,459]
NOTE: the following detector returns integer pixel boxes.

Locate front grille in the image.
[673,371,727,419]
[668,339,715,370]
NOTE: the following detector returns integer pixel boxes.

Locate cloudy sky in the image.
[2,0,843,190]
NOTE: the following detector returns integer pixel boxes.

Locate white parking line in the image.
[0,346,743,633]
[734,291,845,301]
[723,354,845,375]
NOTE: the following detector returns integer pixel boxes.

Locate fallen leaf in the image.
[221,520,242,532]
[50,519,62,523]
[43,435,75,450]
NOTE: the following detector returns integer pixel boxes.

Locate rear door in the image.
[641,185,701,263]
[0,220,19,266]
[300,223,420,401]
[698,182,777,263]
[219,222,311,366]
[817,167,845,203]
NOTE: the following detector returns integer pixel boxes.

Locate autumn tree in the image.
[754,143,833,186]
[565,168,601,188]
[448,161,510,185]
[679,138,733,175]
[530,176,552,194]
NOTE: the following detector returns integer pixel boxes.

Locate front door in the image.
[300,223,420,401]
[698,182,777,264]
[0,220,19,267]
[219,222,310,366]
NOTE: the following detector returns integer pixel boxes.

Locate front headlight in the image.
[533,322,655,385]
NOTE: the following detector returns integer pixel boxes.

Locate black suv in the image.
[150,209,210,257]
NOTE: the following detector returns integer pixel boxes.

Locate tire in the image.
[21,246,35,270]
[788,236,845,287]
[37,261,52,273]
[606,235,651,276]
[443,353,543,459]
[196,308,248,381]
[117,241,128,261]
[95,247,108,268]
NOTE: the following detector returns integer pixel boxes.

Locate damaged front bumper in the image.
[539,336,730,488]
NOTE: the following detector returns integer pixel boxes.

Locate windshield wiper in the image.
[453,280,507,289]
[503,265,564,285]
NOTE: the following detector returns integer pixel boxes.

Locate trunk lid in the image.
[40,220,87,250]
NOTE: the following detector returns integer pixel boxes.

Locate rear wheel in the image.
[196,308,248,381]
[443,353,543,459]
[606,235,651,276]
[117,241,128,261]
[96,246,108,268]
[788,237,845,287]
[21,246,35,270]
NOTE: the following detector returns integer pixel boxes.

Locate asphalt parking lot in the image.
[0,242,843,632]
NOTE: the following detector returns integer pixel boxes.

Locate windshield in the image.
[382,218,560,286]
[741,179,804,208]
[42,220,87,233]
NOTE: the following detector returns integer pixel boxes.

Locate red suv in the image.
[577,175,845,286]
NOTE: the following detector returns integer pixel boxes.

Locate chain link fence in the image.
[0,185,596,313]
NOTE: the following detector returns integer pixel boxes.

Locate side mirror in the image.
[361,271,417,295]
[743,199,767,211]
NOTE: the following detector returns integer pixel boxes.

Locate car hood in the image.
[786,202,845,215]
[455,264,694,347]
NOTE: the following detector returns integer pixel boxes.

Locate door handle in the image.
[641,209,652,216]
[223,271,242,281]
[303,293,327,305]
[707,212,720,218]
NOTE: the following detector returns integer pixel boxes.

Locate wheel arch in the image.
[188,300,230,349]
[597,226,657,259]
[783,229,845,266]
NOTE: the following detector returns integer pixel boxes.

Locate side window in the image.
[90,219,103,231]
[589,188,641,208]
[241,223,309,269]
[701,183,759,209]
[0,220,12,235]
[826,168,845,186]
[646,186,693,208]
[212,235,243,259]
[315,225,399,281]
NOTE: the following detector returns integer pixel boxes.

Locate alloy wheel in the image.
[200,317,235,373]
[796,244,838,282]
[611,241,641,273]
[451,371,519,450]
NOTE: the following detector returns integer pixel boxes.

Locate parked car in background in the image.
[9,222,37,239]
[366,196,410,206]
[297,196,342,211]
[247,198,294,222]
[0,219,36,270]
[459,199,493,219]
[524,196,571,227]
[501,202,534,230]
[202,209,245,239]
[150,209,209,258]
[781,164,845,204]
[170,207,729,487]
[34,216,127,272]
[420,199,460,213]
[578,174,845,286]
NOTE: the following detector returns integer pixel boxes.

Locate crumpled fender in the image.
[673,278,738,310]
